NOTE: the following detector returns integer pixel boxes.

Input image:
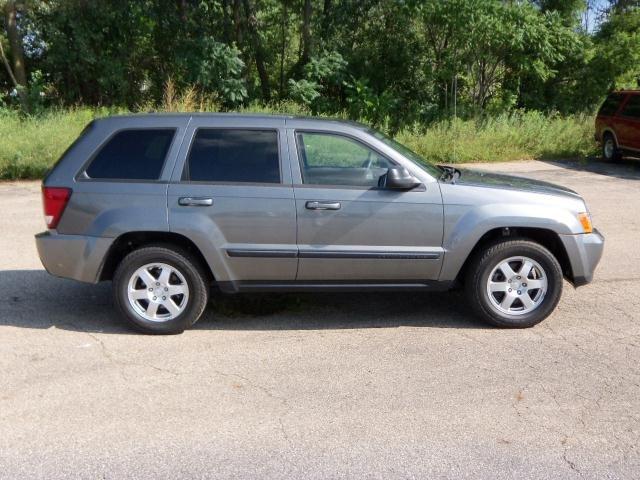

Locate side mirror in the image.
[378,167,422,190]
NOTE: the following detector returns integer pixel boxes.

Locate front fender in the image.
[438,203,583,282]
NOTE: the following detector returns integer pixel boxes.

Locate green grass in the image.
[396,111,598,164]
[0,108,109,180]
[0,107,597,180]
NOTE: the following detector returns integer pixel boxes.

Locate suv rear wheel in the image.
[113,245,209,334]
[602,133,622,162]
[466,239,563,328]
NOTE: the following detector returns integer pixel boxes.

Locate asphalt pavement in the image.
[1,159,639,479]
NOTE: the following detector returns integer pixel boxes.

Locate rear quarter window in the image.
[598,93,625,116]
[85,128,176,180]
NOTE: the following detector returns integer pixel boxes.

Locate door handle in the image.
[178,197,213,207]
[306,201,341,210]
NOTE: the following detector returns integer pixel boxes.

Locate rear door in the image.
[288,125,444,283]
[168,117,297,288]
[618,94,640,151]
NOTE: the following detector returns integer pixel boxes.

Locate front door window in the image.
[296,132,394,187]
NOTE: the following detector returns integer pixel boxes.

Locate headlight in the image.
[577,212,593,234]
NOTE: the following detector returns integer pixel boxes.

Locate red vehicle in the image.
[595,90,640,162]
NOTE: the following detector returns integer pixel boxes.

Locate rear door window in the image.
[184,129,280,183]
[598,93,624,116]
[621,95,640,119]
[85,129,175,180]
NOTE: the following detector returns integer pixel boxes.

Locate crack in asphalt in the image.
[562,444,583,477]
[57,321,296,448]
[59,322,180,381]
[210,368,294,448]
[67,324,296,449]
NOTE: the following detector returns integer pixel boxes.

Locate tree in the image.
[0,28,18,89]
[591,6,640,90]
[242,0,271,100]
[606,0,640,13]
[34,0,154,105]
[0,0,636,123]
[1,0,28,108]
[533,0,587,24]
[420,0,571,113]
[289,0,313,78]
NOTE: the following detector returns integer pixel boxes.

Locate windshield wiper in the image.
[438,165,461,184]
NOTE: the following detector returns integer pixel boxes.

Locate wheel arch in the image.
[452,227,573,286]
[99,231,215,283]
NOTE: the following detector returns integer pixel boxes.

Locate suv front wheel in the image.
[113,245,209,334]
[466,239,563,328]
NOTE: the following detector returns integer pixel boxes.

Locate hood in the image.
[452,168,581,199]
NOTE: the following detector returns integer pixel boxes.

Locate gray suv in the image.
[36,114,604,334]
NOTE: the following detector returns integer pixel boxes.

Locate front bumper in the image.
[559,229,605,287]
[35,231,114,283]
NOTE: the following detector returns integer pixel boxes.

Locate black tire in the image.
[113,245,209,334]
[602,133,622,163]
[465,239,563,328]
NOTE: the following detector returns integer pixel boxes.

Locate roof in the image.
[96,112,371,129]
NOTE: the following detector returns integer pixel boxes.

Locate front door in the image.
[289,129,444,283]
[168,118,297,287]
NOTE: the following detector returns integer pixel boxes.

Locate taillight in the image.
[42,186,72,229]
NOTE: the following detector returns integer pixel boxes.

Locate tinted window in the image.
[598,93,624,116]
[186,129,280,183]
[86,129,175,180]
[296,132,394,187]
[621,95,640,119]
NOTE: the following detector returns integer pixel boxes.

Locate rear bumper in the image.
[559,229,605,287]
[35,231,113,283]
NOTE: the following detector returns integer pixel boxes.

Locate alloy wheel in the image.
[486,256,548,316]
[126,262,190,322]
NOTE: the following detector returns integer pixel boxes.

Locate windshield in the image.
[368,128,442,178]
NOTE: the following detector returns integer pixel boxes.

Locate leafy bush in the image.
[288,51,348,111]
[287,79,321,105]
[197,40,248,107]
[345,79,396,129]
